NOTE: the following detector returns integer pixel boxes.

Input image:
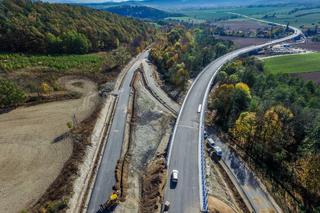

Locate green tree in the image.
[60,31,91,54]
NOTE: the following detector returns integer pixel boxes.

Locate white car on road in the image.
[171,170,179,183]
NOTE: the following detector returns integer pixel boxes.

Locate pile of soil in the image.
[140,155,167,213]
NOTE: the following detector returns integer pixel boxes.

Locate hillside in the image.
[105,5,183,20]
[0,0,155,54]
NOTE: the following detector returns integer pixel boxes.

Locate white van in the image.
[197,104,202,113]
[207,138,215,148]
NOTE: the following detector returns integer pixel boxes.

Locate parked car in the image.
[213,146,223,158]
[163,200,170,212]
[207,138,215,148]
[204,130,208,139]
[171,170,179,183]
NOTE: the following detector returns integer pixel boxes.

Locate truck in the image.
[100,191,120,211]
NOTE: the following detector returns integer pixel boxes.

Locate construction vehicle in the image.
[99,191,120,212]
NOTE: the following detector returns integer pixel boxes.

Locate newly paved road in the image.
[87,51,148,213]
[164,21,302,213]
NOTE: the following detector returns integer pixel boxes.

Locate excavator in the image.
[99,191,120,212]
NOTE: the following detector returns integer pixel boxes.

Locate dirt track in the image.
[0,77,98,212]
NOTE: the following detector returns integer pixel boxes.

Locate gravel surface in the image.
[115,76,174,213]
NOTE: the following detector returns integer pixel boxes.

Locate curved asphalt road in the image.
[164,20,302,213]
[87,51,149,213]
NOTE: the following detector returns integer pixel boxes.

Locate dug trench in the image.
[113,72,174,213]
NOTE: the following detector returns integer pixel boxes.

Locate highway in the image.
[164,20,302,213]
[87,51,148,213]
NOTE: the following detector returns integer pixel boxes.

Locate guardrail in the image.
[198,63,223,212]
[197,16,303,213]
[166,15,302,213]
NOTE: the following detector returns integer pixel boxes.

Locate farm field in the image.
[215,35,270,48]
[178,5,320,27]
[262,52,320,74]
[165,16,206,24]
[297,38,320,51]
[0,77,99,212]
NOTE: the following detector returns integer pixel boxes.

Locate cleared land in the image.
[263,52,320,74]
[0,77,98,212]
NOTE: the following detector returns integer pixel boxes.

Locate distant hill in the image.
[105,5,184,20]
[56,0,320,8]
[97,0,320,9]
[0,0,155,54]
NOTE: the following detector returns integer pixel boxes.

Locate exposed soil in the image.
[296,38,320,51]
[215,35,271,49]
[0,77,99,212]
[140,155,167,213]
[208,196,237,213]
[214,20,269,31]
[291,71,320,84]
[114,74,173,213]
[32,104,102,212]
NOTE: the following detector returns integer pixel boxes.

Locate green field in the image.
[178,5,320,27]
[0,53,104,73]
[263,53,320,74]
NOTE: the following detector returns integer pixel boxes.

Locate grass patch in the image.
[263,52,320,74]
[0,53,104,73]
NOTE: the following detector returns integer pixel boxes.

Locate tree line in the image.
[208,57,320,212]
[150,26,233,91]
[0,0,156,54]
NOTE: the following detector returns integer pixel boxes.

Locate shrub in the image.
[0,79,26,108]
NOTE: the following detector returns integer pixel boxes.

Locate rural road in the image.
[164,20,302,212]
[142,60,180,115]
[87,51,149,213]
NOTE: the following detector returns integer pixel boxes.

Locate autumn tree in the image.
[231,111,257,146]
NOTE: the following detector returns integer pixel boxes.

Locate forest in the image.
[105,5,183,20]
[150,26,233,91]
[0,0,155,54]
[208,57,320,212]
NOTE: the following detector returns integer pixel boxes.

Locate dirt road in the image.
[0,77,98,212]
